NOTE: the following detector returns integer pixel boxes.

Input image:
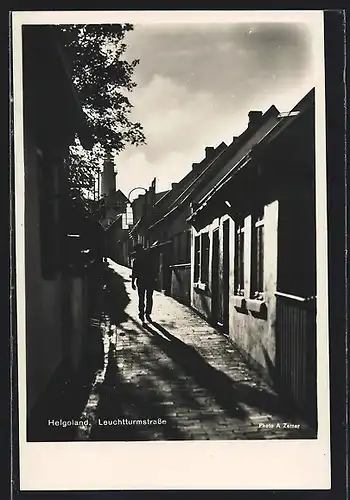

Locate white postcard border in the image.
[12,10,330,491]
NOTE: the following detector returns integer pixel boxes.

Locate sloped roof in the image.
[257,87,314,149]
[155,190,170,203]
[104,189,129,205]
[149,104,279,230]
[188,88,315,223]
[153,142,227,211]
[100,213,123,231]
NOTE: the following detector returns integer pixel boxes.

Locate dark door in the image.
[222,220,230,332]
[211,229,220,325]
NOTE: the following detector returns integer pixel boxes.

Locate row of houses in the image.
[105,88,317,429]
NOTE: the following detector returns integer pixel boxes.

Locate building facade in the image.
[146,106,281,306]
[188,89,317,428]
[146,144,228,303]
[22,25,94,435]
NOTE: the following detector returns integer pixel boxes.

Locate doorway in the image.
[222,219,230,332]
[211,228,220,325]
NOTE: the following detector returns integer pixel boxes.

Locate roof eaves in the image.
[165,143,229,212]
[150,134,255,229]
[150,107,280,229]
[154,190,171,205]
[154,142,226,211]
[188,155,253,222]
[254,99,309,149]
[103,213,123,231]
[167,108,279,212]
[130,217,143,234]
[188,97,311,221]
[148,205,179,230]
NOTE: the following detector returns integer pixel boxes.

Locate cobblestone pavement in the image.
[77,259,315,441]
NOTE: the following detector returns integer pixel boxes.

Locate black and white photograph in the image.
[12,10,330,490]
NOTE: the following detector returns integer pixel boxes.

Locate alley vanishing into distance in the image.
[32,259,315,441]
[79,259,315,441]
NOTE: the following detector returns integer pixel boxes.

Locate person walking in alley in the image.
[131,244,156,323]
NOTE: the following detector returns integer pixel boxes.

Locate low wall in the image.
[169,264,191,305]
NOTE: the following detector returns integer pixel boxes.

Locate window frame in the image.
[194,234,201,282]
[200,232,210,285]
[250,209,265,300]
[193,230,210,289]
[234,218,245,296]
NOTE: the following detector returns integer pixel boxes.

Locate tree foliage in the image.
[60,24,146,200]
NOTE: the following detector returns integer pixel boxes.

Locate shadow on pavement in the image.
[89,342,188,441]
[122,315,213,416]
[83,270,313,441]
[27,359,100,441]
[27,262,132,442]
[147,321,309,425]
[143,321,248,421]
[87,261,131,369]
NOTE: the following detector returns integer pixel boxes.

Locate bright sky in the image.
[114,20,319,197]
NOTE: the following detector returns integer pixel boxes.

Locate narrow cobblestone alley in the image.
[76,259,315,441]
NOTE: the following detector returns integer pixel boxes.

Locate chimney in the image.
[192,162,200,170]
[171,182,178,189]
[248,110,263,128]
[205,146,215,159]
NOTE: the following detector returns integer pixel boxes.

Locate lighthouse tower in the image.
[101,151,116,197]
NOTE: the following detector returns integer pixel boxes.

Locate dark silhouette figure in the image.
[131,244,156,323]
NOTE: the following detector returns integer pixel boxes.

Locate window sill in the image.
[194,282,208,292]
[232,295,246,308]
[246,298,266,313]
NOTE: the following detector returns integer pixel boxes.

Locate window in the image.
[125,203,133,226]
[251,209,264,299]
[194,231,210,286]
[200,232,210,284]
[234,219,245,295]
[194,235,200,282]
